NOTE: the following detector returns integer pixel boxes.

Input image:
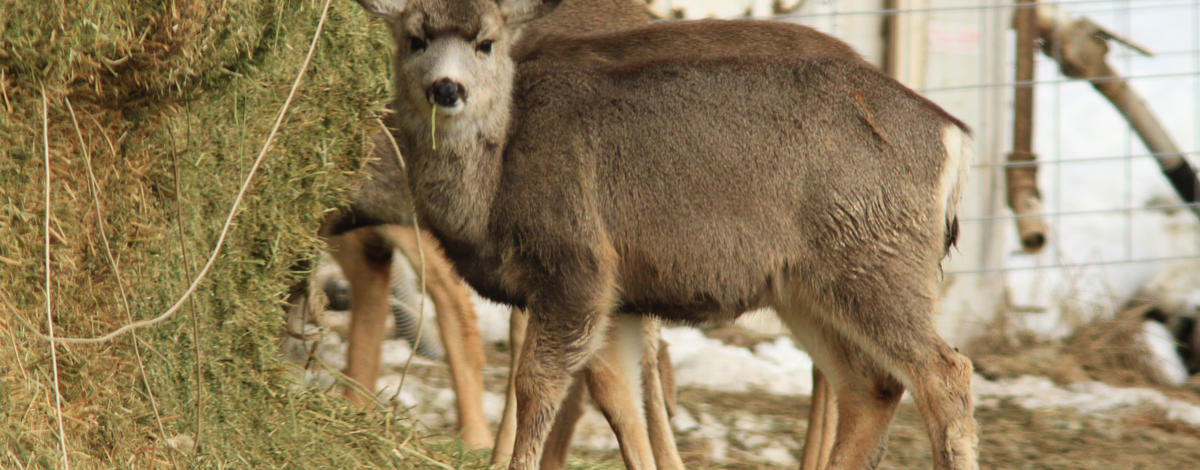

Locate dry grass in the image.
[969,303,1200,409]
[663,387,1200,469]
[0,0,486,467]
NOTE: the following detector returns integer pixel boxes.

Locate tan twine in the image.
[22,0,334,345]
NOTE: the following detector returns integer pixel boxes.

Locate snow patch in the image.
[974,375,1200,426]
[1142,320,1189,385]
[662,328,814,396]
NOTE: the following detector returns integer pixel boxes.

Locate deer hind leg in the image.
[801,368,838,470]
[328,227,394,406]
[384,225,492,449]
[786,272,978,470]
[842,298,976,470]
[782,309,899,470]
[901,344,977,470]
[492,307,528,466]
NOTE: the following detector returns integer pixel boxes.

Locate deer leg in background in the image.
[493,307,529,465]
[1036,5,1200,220]
[657,338,677,419]
[328,227,394,405]
[640,319,684,470]
[383,225,492,449]
[1008,0,1048,253]
[801,368,838,470]
[539,371,588,470]
[582,315,656,470]
[280,258,326,364]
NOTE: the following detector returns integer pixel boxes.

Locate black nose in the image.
[430,79,465,107]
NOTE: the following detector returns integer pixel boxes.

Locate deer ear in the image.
[355,0,409,19]
[496,0,561,26]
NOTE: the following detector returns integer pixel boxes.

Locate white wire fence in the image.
[652,0,1200,333]
[684,1,1198,269]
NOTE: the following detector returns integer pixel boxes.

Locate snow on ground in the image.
[1143,319,1191,385]
[974,375,1200,426]
[661,327,814,396]
[297,292,1200,466]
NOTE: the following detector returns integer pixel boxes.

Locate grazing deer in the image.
[352,1,978,469]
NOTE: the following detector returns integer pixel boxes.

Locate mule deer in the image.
[304,4,685,467]
[354,0,978,469]
[316,133,683,468]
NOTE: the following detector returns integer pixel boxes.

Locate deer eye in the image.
[476,40,493,54]
[409,36,427,52]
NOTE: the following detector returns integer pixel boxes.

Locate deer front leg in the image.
[539,370,588,470]
[492,307,528,466]
[533,316,681,470]
[510,287,615,470]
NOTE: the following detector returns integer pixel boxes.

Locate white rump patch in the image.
[938,124,973,227]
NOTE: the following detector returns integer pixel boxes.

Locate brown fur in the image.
[383,225,494,446]
[326,228,395,405]
[325,226,494,447]
[357,0,979,469]
[331,0,684,465]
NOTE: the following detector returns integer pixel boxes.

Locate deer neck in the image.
[387,90,509,249]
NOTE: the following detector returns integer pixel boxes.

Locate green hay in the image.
[0,0,488,467]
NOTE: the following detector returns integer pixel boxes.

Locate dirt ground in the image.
[377,338,1200,470]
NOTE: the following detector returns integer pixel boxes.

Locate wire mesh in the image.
[659,0,1200,325]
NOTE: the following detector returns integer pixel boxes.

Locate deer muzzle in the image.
[429,78,467,109]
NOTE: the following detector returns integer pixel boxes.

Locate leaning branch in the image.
[1035,5,1200,221]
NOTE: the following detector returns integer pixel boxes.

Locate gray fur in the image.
[354,1,980,469]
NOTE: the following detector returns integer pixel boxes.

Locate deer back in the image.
[492,20,968,322]
[357,2,970,323]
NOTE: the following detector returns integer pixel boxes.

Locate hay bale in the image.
[0,0,480,466]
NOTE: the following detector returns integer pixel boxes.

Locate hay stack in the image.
[0,0,476,466]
